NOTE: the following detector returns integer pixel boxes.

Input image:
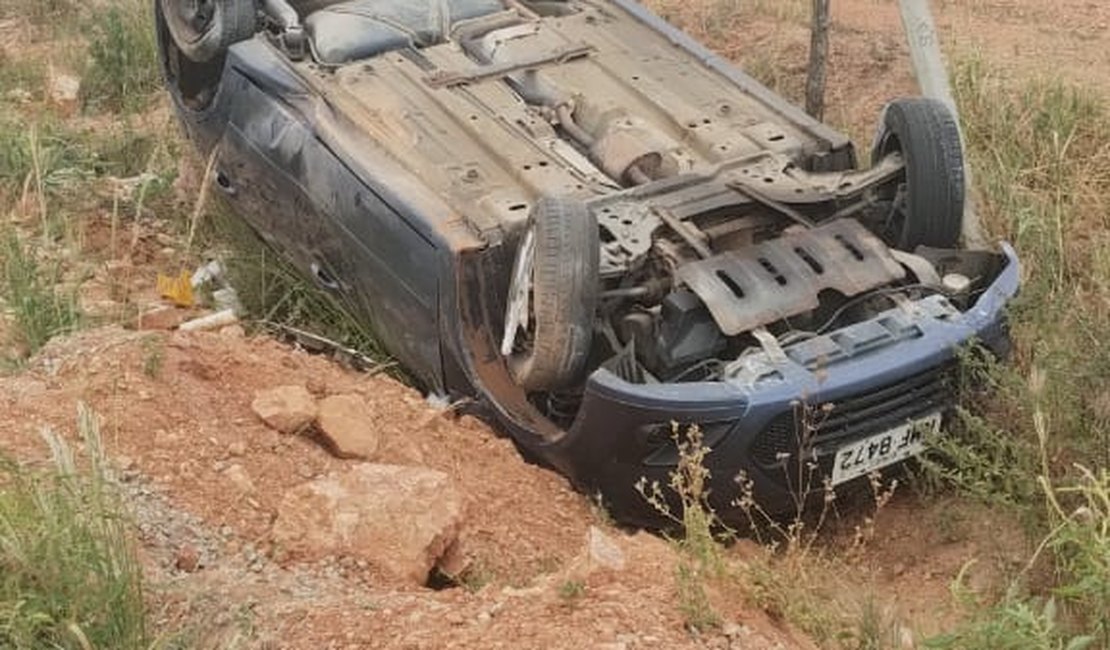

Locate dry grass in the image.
[0,405,147,649]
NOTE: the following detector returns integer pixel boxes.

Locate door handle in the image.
[310,262,341,290]
[214,170,237,196]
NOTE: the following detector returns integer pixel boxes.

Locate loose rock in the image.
[316,393,380,459]
[137,306,188,331]
[174,544,201,573]
[272,464,464,585]
[220,324,246,339]
[587,526,625,571]
[47,68,80,114]
[223,464,256,495]
[251,385,317,434]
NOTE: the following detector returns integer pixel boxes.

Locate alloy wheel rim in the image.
[500,229,536,358]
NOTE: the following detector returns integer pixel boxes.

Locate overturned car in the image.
[157,0,1019,525]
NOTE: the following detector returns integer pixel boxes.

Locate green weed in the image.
[637,425,726,631]
[0,230,81,356]
[141,334,165,378]
[926,592,1095,650]
[558,579,586,602]
[82,0,159,113]
[0,121,95,202]
[0,403,147,649]
[1038,466,1110,645]
[0,56,45,101]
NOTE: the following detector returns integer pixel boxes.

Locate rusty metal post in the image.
[896,0,985,246]
[805,0,831,120]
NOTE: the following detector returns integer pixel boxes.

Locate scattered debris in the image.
[272,463,465,585]
[211,287,243,314]
[251,385,317,434]
[179,308,238,332]
[157,270,196,308]
[219,324,246,339]
[263,322,395,374]
[190,259,226,288]
[46,67,79,114]
[315,393,380,459]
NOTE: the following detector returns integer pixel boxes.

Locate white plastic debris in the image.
[179,309,239,332]
[191,259,226,289]
[212,287,243,314]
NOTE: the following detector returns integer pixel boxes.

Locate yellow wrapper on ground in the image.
[157,271,195,308]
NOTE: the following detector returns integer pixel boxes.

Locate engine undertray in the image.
[675,218,906,336]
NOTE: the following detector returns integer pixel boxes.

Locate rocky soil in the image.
[0,325,812,649]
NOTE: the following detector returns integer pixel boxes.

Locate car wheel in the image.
[871,97,965,249]
[500,198,599,392]
[159,0,257,63]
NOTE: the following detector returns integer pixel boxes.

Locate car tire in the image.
[872,97,965,249]
[505,198,599,392]
[159,0,257,64]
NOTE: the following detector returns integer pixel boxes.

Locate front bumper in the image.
[550,244,1021,525]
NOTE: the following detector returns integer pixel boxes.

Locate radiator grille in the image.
[750,366,953,468]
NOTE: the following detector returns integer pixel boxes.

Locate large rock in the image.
[316,393,380,459]
[251,385,316,434]
[273,464,464,584]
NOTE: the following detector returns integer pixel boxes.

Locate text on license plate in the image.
[830,412,941,486]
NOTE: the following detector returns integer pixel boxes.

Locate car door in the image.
[215,70,443,390]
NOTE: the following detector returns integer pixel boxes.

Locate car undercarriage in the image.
[157,0,1019,525]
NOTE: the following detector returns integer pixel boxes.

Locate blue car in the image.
[156,0,1019,526]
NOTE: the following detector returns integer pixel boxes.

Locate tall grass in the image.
[206,205,390,364]
[82,0,160,113]
[946,56,1110,522]
[0,0,74,27]
[1,230,81,355]
[917,58,1110,647]
[0,404,147,649]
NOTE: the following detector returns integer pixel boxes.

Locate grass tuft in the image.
[0,403,147,649]
[82,0,159,113]
[636,425,726,631]
[205,203,391,368]
[1,230,81,356]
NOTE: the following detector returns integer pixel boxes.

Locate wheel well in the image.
[155,0,225,110]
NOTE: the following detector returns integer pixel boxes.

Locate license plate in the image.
[830,412,941,486]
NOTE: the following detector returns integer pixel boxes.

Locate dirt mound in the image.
[0,326,590,583]
[0,326,808,648]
